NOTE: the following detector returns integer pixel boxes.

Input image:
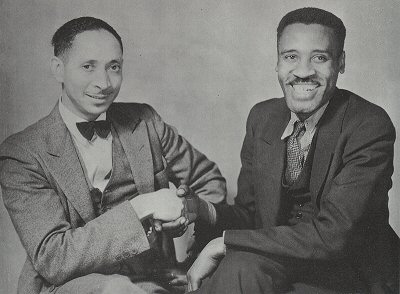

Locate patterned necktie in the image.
[285,120,306,185]
[76,120,111,141]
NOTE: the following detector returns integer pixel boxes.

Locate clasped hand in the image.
[152,185,200,238]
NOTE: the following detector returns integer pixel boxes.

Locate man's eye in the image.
[313,55,328,63]
[109,64,121,72]
[82,64,94,71]
[284,54,297,61]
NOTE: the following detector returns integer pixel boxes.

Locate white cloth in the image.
[59,99,112,192]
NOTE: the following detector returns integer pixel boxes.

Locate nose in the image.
[93,68,111,90]
[292,59,316,78]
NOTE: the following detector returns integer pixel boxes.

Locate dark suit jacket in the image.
[214,88,398,291]
[0,102,226,294]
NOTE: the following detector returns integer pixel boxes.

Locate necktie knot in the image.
[292,121,305,138]
[285,120,306,185]
[76,120,111,141]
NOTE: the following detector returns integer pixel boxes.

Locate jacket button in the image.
[122,251,130,259]
[116,255,122,261]
[295,212,303,219]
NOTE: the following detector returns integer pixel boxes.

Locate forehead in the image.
[278,23,337,53]
[64,29,122,62]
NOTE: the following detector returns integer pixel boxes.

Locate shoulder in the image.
[0,113,56,157]
[337,89,395,134]
[108,102,162,123]
[246,97,288,125]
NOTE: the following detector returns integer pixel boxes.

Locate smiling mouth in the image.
[86,94,108,100]
[290,83,319,93]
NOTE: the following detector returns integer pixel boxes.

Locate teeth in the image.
[87,94,106,99]
[292,84,317,92]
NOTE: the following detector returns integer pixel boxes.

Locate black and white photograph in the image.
[1,1,399,293]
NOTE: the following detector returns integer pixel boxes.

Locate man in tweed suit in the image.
[0,17,225,294]
[185,7,398,294]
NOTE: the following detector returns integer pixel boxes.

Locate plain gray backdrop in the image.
[1,0,399,292]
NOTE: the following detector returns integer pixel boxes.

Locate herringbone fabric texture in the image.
[285,121,306,185]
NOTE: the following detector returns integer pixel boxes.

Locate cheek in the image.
[109,74,122,88]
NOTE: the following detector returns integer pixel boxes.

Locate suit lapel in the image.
[43,104,95,223]
[257,100,290,226]
[108,105,155,194]
[310,89,348,205]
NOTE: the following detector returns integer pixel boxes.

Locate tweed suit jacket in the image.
[0,102,226,294]
[214,88,398,290]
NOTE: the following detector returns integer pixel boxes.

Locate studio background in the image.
[1,0,399,292]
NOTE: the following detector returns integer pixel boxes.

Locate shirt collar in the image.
[59,97,107,143]
[281,101,329,140]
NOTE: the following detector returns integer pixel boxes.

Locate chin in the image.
[287,99,319,115]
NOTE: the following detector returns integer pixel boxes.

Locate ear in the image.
[338,51,345,74]
[50,56,65,83]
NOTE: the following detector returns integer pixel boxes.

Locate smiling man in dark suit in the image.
[185,7,398,294]
[0,17,225,294]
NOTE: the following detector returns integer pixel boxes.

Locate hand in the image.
[130,188,184,222]
[152,186,192,237]
[153,216,189,237]
[177,184,201,224]
[153,268,188,286]
[186,237,226,291]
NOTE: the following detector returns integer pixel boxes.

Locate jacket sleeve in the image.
[143,104,226,204]
[0,140,150,286]
[223,105,395,261]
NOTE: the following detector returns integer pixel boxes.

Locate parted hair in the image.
[51,16,123,57]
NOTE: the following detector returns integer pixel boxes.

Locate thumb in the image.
[177,184,190,197]
[153,219,163,232]
[187,276,200,291]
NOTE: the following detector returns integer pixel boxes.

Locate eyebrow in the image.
[311,50,332,55]
[81,58,123,65]
[108,58,123,64]
[279,49,333,56]
[83,60,96,64]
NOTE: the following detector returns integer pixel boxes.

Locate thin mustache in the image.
[289,78,320,85]
[87,88,115,96]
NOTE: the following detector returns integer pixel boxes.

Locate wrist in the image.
[213,236,226,257]
[198,199,216,225]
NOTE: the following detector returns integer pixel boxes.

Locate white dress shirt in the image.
[281,102,329,159]
[59,99,113,192]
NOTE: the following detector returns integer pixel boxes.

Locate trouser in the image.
[191,250,370,294]
[47,273,185,294]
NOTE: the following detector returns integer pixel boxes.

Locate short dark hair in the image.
[277,7,346,53]
[51,16,123,57]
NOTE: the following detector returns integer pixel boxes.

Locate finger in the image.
[187,275,200,292]
[191,280,200,291]
[176,227,188,237]
[167,225,188,237]
[184,218,190,227]
[168,274,188,286]
[153,220,162,232]
[187,280,193,292]
[162,217,186,230]
[176,184,190,197]
[185,212,197,223]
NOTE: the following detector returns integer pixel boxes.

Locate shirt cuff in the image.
[199,198,217,225]
[222,231,227,255]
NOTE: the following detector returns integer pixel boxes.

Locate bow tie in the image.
[76,120,111,141]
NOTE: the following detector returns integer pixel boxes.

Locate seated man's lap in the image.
[50,273,179,294]
[198,250,367,294]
